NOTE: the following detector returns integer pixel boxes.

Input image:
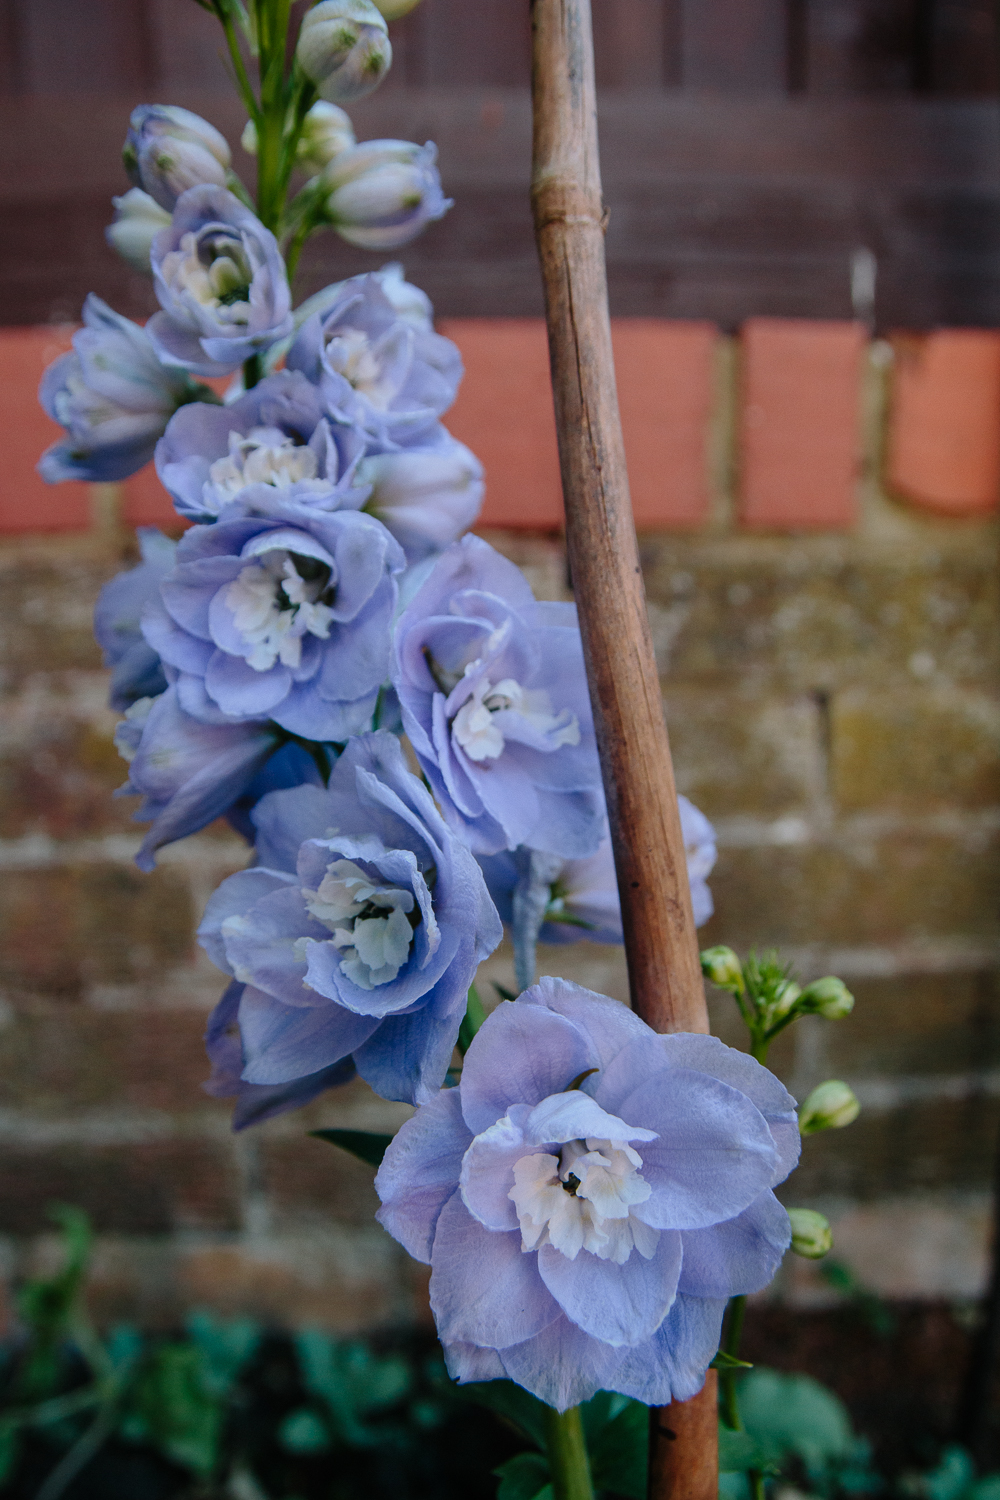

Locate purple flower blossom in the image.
[479,797,717,946]
[155,370,369,522]
[392,535,604,858]
[141,501,404,742]
[124,105,231,213]
[94,527,176,711]
[287,270,463,446]
[38,295,204,483]
[359,426,483,563]
[114,685,305,871]
[376,979,799,1410]
[148,186,293,376]
[197,732,502,1107]
[204,979,356,1130]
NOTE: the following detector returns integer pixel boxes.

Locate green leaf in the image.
[278,1406,331,1455]
[0,1424,19,1484]
[493,982,518,1003]
[457,984,487,1055]
[711,1350,754,1371]
[494,1452,553,1500]
[309,1129,394,1167]
[737,1369,855,1479]
[586,1396,648,1498]
[460,1380,549,1449]
[718,1426,770,1474]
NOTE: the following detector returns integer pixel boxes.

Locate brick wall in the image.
[1,318,997,1330]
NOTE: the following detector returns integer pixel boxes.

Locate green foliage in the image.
[294,1329,412,1449]
[700,946,855,1064]
[494,1451,553,1500]
[309,1128,394,1166]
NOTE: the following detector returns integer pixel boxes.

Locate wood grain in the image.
[529,3,716,1496]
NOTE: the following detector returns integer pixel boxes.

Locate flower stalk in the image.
[543,1404,595,1500]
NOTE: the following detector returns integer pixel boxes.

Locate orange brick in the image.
[739,318,866,530]
[886,330,1000,517]
[121,460,182,528]
[438,318,564,528]
[440,317,716,530]
[0,326,90,532]
[612,320,715,527]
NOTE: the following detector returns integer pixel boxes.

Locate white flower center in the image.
[509,1137,657,1265]
[206,426,319,507]
[224,549,334,672]
[300,857,417,989]
[451,676,580,763]
[161,230,252,326]
[323,328,394,408]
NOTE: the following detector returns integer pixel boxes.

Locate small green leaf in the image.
[567,1068,599,1092]
[493,982,518,1003]
[309,1129,394,1167]
[586,1396,648,1498]
[711,1350,754,1371]
[494,1452,553,1500]
[278,1406,331,1455]
[460,1380,549,1449]
[718,1426,771,1474]
[457,984,487,1055]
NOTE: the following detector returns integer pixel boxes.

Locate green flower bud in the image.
[769,979,802,1021]
[788,1208,833,1259]
[797,975,854,1019]
[799,1080,860,1135]
[700,946,744,992]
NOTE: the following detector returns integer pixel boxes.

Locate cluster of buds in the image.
[296,0,392,103]
[701,946,854,1050]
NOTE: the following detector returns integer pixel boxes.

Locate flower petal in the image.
[612,1293,727,1407]
[678,1190,791,1299]
[459,1001,597,1135]
[429,1191,560,1350]
[375,1088,472,1264]
[497,1315,628,1413]
[536,1229,682,1348]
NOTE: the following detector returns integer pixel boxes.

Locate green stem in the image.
[718,1294,746,1431]
[750,1033,770,1065]
[542,1405,594,1500]
[243,353,263,389]
[213,3,260,120]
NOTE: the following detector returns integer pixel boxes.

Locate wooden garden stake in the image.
[529,2,719,1497]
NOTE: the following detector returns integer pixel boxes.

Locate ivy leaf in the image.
[309,1130,394,1167]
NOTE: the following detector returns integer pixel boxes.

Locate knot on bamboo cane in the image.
[530,177,608,233]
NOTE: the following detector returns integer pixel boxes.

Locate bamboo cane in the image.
[528,3,718,1497]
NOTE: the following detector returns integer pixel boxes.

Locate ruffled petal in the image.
[375,1089,472,1263]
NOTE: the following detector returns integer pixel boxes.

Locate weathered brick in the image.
[0,863,194,1000]
[0,1141,240,1235]
[787,1094,1000,1200]
[260,1137,382,1227]
[0,538,125,680]
[667,687,824,815]
[701,831,1000,950]
[830,686,1000,812]
[0,707,133,839]
[823,970,1000,1079]
[0,1009,220,1116]
[640,535,1000,692]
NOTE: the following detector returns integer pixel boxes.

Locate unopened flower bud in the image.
[123,105,231,213]
[769,979,802,1021]
[105,188,172,273]
[700,946,743,992]
[799,1080,860,1136]
[798,975,855,1020]
[788,1208,833,1259]
[296,0,391,104]
[243,102,355,172]
[323,139,451,250]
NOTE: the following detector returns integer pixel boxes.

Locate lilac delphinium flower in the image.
[114,685,303,872]
[197,732,502,1107]
[393,535,604,858]
[38,295,207,483]
[359,427,484,563]
[156,370,368,522]
[142,502,404,741]
[123,105,231,213]
[94,527,176,710]
[148,186,293,376]
[321,141,452,252]
[203,978,357,1130]
[288,270,463,445]
[480,796,717,946]
[376,978,799,1411]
